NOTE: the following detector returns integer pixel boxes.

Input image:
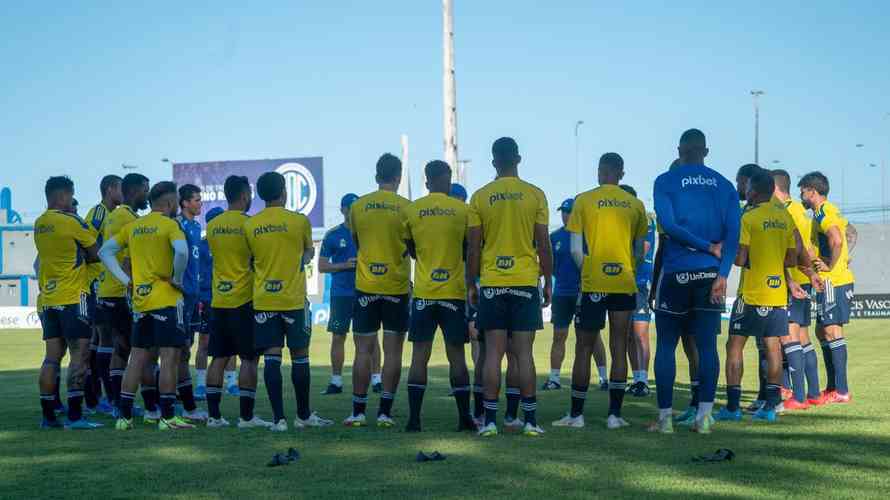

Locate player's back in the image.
[469,176,548,287]
[244,206,313,311]
[350,190,411,295]
[98,205,138,298]
[206,210,253,309]
[740,203,795,307]
[654,164,736,273]
[34,209,95,306]
[568,184,648,293]
[119,212,184,312]
[404,192,468,300]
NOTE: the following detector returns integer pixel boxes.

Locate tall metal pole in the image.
[443,0,459,184]
[574,120,584,194]
[850,143,864,212]
[399,134,412,200]
[751,90,765,164]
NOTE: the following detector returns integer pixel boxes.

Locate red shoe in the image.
[783,398,810,411]
[831,392,852,404]
[780,387,794,401]
[807,392,832,406]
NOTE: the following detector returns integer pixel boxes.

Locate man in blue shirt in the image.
[543,198,608,391]
[650,129,740,434]
[319,194,382,395]
[194,206,224,400]
[175,184,207,421]
[620,185,656,397]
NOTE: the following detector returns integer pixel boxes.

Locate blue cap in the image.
[449,183,468,202]
[205,207,224,224]
[341,193,359,209]
[558,198,574,212]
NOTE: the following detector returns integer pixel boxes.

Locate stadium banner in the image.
[172,157,324,228]
[850,294,890,319]
[0,307,42,329]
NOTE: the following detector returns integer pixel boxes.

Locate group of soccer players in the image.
[33,128,854,436]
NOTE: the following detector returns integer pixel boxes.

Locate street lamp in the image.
[574,120,584,194]
[750,90,765,164]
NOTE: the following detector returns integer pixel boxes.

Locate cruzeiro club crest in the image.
[415,299,427,311]
[276,162,318,215]
[482,288,495,300]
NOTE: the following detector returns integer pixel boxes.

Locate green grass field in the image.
[1,322,889,499]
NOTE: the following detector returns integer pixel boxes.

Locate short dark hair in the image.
[424,160,451,181]
[224,175,251,203]
[99,175,122,197]
[771,169,791,194]
[149,181,178,204]
[679,128,706,148]
[121,173,149,198]
[619,184,637,197]
[599,152,624,171]
[178,184,201,207]
[492,137,519,162]
[749,169,775,197]
[256,171,285,202]
[737,163,762,179]
[376,154,402,183]
[798,171,830,196]
[45,176,74,199]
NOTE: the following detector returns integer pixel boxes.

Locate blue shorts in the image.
[327,296,354,335]
[729,298,788,337]
[653,268,722,316]
[574,292,636,332]
[788,284,813,327]
[550,294,578,328]
[633,282,651,323]
[817,282,854,327]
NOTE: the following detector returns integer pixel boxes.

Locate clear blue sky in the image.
[2,1,888,225]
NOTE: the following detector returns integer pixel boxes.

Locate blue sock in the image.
[689,380,700,409]
[781,353,791,390]
[379,391,395,417]
[802,343,821,399]
[570,384,588,417]
[654,312,683,410]
[608,380,626,417]
[765,383,781,410]
[483,399,498,426]
[291,357,311,420]
[691,312,720,405]
[821,341,836,392]
[159,393,176,420]
[263,355,284,423]
[520,396,537,427]
[784,342,806,403]
[829,338,849,394]
[726,385,742,412]
[505,387,520,420]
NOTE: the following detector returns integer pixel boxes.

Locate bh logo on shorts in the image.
[496,256,515,270]
[766,275,782,289]
[136,284,152,297]
[431,269,450,282]
[370,263,388,276]
[276,162,318,215]
[602,263,623,276]
[264,280,283,293]
[217,281,234,293]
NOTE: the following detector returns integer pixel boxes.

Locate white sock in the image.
[331,375,343,387]
[195,369,207,387]
[659,408,673,421]
[697,402,714,421]
[597,366,607,382]
[549,369,560,381]
[371,373,382,385]
[224,370,236,387]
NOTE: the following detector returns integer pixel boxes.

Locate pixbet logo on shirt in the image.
[276,162,318,215]
[762,219,788,231]
[419,207,457,218]
[680,175,717,189]
[488,192,524,206]
[597,199,632,209]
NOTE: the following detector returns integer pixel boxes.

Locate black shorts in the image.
[41,299,91,341]
[729,298,788,338]
[817,282,853,327]
[477,286,542,333]
[254,309,311,350]
[652,268,723,315]
[409,298,468,344]
[209,303,256,358]
[97,297,132,338]
[132,305,186,349]
[327,296,354,335]
[574,292,636,332]
[788,284,813,327]
[353,291,410,335]
[550,295,578,329]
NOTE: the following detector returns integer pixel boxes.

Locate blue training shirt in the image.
[636,217,657,285]
[320,223,357,297]
[198,238,212,304]
[550,227,580,296]
[176,215,202,298]
[653,164,740,277]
